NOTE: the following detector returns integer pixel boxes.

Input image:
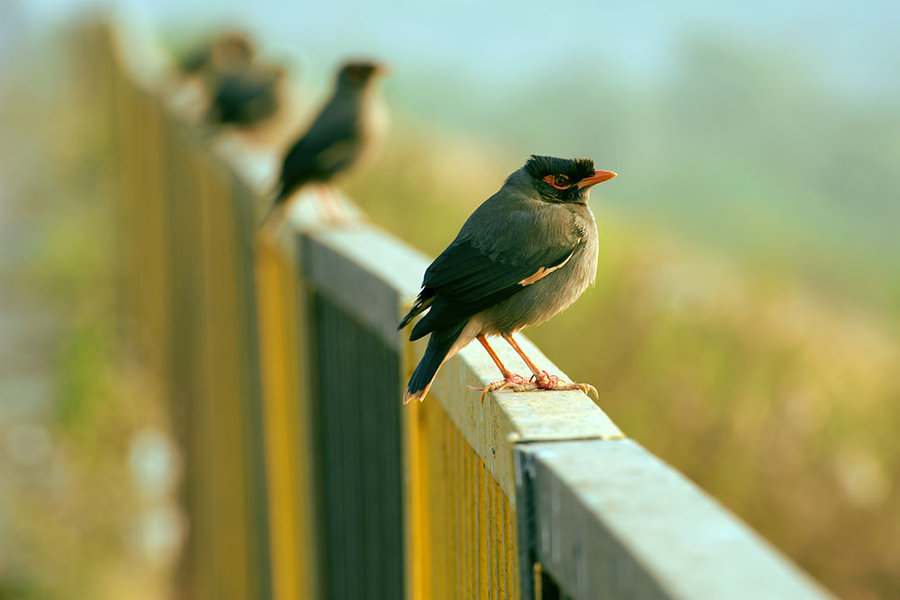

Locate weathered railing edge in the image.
[514,439,835,600]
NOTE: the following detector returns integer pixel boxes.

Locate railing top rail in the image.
[517,439,834,600]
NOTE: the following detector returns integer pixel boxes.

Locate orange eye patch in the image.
[543,174,570,189]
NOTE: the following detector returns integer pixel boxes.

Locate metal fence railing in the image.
[80,20,835,600]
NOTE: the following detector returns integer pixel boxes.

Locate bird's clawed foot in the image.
[531,370,560,388]
[473,372,598,401]
[474,373,534,402]
[531,371,599,400]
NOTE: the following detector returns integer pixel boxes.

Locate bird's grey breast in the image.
[327,86,387,172]
[358,86,388,162]
[363,87,389,140]
[476,201,598,334]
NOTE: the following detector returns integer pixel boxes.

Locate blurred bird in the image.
[177,31,255,76]
[399,155,617,404]
[168,31,258,124]
[262,60,389,227]
[206,64,285,128]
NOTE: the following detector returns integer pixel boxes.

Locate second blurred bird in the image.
[206,64,285,129]
[170,31,256,123]
[171,30,293,144]
[262,60,390,229]
[177,30,255,78]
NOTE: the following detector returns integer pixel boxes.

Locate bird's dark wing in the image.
[425,237,578,306]
[275,99,360,202]
[408,207,583,337]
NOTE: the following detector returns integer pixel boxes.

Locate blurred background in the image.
[1,0,898,598]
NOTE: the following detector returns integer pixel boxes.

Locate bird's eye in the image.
[543,174,570,190]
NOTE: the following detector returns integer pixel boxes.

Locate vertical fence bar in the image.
[254,230,319,599]
[196,153,253,600]
[299,228,414,599]
[192,152,272,600]
[161,115,211,599]
[231,175,274,600]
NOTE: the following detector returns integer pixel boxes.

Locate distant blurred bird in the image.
[177,31,255,76]
[206,64,285,128]
[262,60,389,227]
[399,155,617,404]
[168,31,258,124]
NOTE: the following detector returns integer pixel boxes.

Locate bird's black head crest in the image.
[524,155,597,203]
[525,155,595,181]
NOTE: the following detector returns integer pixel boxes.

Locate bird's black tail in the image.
[404,321,466,404]
[398,288,435,332]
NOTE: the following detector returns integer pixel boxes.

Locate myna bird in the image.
[262,60,389,227]
[399,155,617,404]
[169,31,257,123]
[206,64,285,128]
[178,31,255,76]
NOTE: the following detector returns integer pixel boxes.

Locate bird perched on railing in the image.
[261,60,389,228]
[399,155,617,404]
[168,31,258,123]
[205,64,285,128]
[177,30,255,78]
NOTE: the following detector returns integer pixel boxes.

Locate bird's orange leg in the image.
[501,334,598,400]
[316,185,344,224]
[475,335,533,401]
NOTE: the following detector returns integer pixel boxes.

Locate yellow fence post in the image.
[254,229,320,600]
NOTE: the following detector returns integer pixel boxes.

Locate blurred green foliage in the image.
[0,33,173,600]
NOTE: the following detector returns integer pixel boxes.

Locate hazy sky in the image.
[15,0,900,99]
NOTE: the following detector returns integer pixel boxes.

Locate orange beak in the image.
[577,169,618,189]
